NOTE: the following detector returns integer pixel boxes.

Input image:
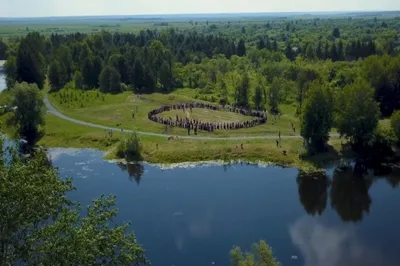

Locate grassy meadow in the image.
[48,88,303,137]
[39,114,346,170]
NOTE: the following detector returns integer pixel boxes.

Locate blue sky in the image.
[0,0,399,17]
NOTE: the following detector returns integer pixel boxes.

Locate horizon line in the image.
[1,10,399,19]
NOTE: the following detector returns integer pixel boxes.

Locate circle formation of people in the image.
[148,102,267,135]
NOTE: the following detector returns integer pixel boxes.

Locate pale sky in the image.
[0,0,399,18]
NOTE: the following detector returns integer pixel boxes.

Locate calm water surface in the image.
[49,147,400,266]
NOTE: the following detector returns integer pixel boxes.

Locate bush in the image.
[219,98,228,106]
[120,83,128,91]
[367,125,395,156]
[391,110,400,142]
[63,81,75,90]
[116,133,142,162]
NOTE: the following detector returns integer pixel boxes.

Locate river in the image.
[0,60,6,92]
[46,147,400,266]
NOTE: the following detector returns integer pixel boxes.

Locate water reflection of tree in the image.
[330,166,372,222]
[384,167,400,188]
[118,163,144,185]
[297,171,330,216]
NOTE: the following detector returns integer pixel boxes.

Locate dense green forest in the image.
[2,15,400,151]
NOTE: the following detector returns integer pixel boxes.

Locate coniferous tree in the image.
[48,60,62,91]
[16,32,46,89]
[236,39,246,56]
[285,42,295,61]
[257,38,266,50]
[235,73,250,108]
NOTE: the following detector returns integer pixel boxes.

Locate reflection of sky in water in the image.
[290,216,395,266]
[49,147,400,266]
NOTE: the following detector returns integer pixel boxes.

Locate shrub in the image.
[120,83,128,91]
[391,110,400,142]
[116,133,142,162]
[367,125,395,156]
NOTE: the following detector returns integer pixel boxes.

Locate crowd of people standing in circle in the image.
[147,102,267,135]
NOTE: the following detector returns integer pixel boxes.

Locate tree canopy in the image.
[230,240,280,266]
[9,82,45,145]
[301,82,334,151]
[335,78,380,147]
[0,139,149,265]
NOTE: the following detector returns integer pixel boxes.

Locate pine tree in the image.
[132,59,145,90]
[330,42,339,62]
[253,86,264,110]
[332,28,341,38]
[235,73,250,108]
[236,39,246,56]
[16,32,46,89]
[73,71,83,90]
[81,57,93,89]
[99,66,112,93]
[337,40,344,61]
[285,42,295,61]
[316,41,323,59]
[323,42,329,60]
[48,60,62,91]
[109,67,121,93]
[272,40,278,52]
[257,38,266,50]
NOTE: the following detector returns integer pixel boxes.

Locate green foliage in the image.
[301,82,334,152]
[132,59,145,90]
[15,32,46,89]
[0,39,8,59]
[99,65,112,92]
[82,57,94,89]
[9,82,45,144]
[230,240,280,266]
[237,39,246,56]
[48,59,62,91]
[73,70,83,90]
[4,55,17,89]
[363,55,400,116]
[117,133,143,162]
[391,110,400,142]
[332,27,341,38]
[335,78,380,146]
[269,78,281,112]
[235,73,250,108]
[367,124,395,156]
[100,65,121,93]
[253,86,264,110]
[109,53,129,84]
[0,140,149,265]
[6,17,400,157]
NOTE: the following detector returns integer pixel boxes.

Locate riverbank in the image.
[0,88,350,170]
[12,113,345,170]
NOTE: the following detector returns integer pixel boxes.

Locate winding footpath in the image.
[44,96,339,140]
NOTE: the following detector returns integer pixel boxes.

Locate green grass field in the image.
[49,88,302,137]
[38,114,345,170]
[0,20,198,37]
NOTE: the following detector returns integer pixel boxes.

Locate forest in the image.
[2,14,400,153]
